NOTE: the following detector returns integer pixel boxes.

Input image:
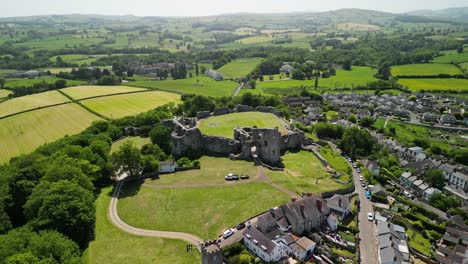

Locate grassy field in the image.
[235,36,272,44]
[320,146,351,174]
[4,76,85,88]
[49,54,104,65]
[118,182,289,239]
[0,103,102,164]
[406,228,431,256]
[0,89,11,98]
[81,91,180,119]
[459,62,468,72]
[126,76,238,97]
[217,58,263,78]
[391,63,462,76]
[86,187,200,264]
[249,66,378,94]
[0,90,70,118]
[265,151,343,195]
[398,78,468,91]
[432,51,468,64]
[111,136,151,153]
[198,112,286,139]
[62,85,148,100]
[145,156,257,186]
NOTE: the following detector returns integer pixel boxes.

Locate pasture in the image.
[432,50,468,64]
[198,112,287,139]
[126,76,238,97]
[0,103,102,164]
[217,58,263,78]
[459,62,468,72]
[235,36,272,44]
[398,78,468,91]
[62,85,148,100]
[81,91,180,119]
[86,187,200,264]
[49,54,104,65]
[0,90,70,118]
[5,76,85,88]
[391,63,462,76]
[145,156,257,186]
[265,151,343,195]
[117,182,289,239]
[0,89,11,98]
[320,146,351,174]
[110,136,151,153]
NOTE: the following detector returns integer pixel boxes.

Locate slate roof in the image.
[243,226,277,255]
[295,237,316,250]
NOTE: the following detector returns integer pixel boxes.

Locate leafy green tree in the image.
[177,157,191,167]
[429,193,460,210]
[375,63,391,80]
[54,79,67,88]
[424,169,445,190]
[343,60,352,71]
[111,141,142,177]
[340,127,375,158]
[248,80,256,89]
[42,156,97,192]
[360,117,375,127]
[141,143,167,161]
[142,155,159,174]
[0,78,6,88]
[347,114,357,124]
[149,126,172,154]
[291,69,305,80]
[23,180,94,246]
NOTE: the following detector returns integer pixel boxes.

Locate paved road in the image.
[352,164,379,264]
[108,181,204,250]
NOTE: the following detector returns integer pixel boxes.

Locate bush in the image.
[176,157,191,167]
[191,160,200,167]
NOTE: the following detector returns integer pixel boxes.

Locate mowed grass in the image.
[459,62,468,72]
[432,51,468,64]
[235,36,272,44]
[0,90,70,118]
[86,187,200,264]
[62,85,148,100]
[81,91,180,119]
[265,151,343,195]
[398,78,468,91]
[0,104,102,164]
[320,146,351,174]
[5,76,85,88]
[126,76,238,97]
[198,112,286,139]
[118,182,289,239]
[217,58,263,78]
[391,63,462,76]
[0,89,11,98]
[111,136,151,153]
[145,156,257,186]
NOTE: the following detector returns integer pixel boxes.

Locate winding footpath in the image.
[108,180,204,250]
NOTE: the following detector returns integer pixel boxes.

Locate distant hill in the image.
[406,7,468,21]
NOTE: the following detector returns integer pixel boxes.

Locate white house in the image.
[449,172,468,192]
[423,187,441,201]
[158,160,176,173]
[326,194,351,220]
[243,226,284,262]
[438,163,455,180]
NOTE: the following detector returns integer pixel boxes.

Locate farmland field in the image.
[398,78,468,91]
[118,182,289,239]
[432,50,468,64]
[86,187,200,264]
[0,90,70,118]
[235,36,272,44]
[217,58,263,78]
[0,103,102,164]
[460,62,468,72]
[81,91,180,119]
[126,76,238,97]
[0,89,11,98]
[5,76,85,88]
[49,54,104,65]
[110,136,151,153]
[62,85,148,100]
[145,156,257,186]
[265,151,343,195]
[391,63,462,76]
[198,112,286,139]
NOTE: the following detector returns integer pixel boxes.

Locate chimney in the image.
[316,199,322,212]
[300,204,305,216]
[269,208,275,218]
[338,198,342,207]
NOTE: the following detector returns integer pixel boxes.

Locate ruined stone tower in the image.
[201,240,223,264]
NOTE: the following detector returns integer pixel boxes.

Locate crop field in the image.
[145,156,257,186]
[216,58,263,78]
[126,76,238,97]
[432,50,468,64]
[391,63,462,76]
[251,66,378,94]
[398,78,468,91]
[86,187,200,264]
[198,112,287,139]
[62,85,148,100]
[118,182,289,239]
[0,90,70,118]
[0,103,102,164]
[460,62,468,72]
[81,91,180,119]
[235,36,272,44]
[0,89,11,98]
[5,76,85,88]
[110,136,151,153]
[15,36,104,51]
[265,151,343,194]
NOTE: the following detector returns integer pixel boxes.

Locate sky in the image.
[1,0,467,17]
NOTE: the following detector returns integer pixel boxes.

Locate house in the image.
[422,112,439,123]
[413,179,423,189]
[325,194,351,220]
[438,163,456,180]
[400,172,413,189]
[357,109,371,119]
[205,69,224,80]
[375,106,392,116]
[372,185,387,197]
[377,222,411,264]
[327,213,339,231]
[407,176,417,190]
[394,108,409,119]
[449,171,468,192]
[257,207,288,234]
[415,153,427,162]
[158,160,176,173]
[282,196,329,235]
[440,114,457,126]
[435,216,468,264]
[279,64,294,74]
[243,226,284,262]
[362,159,381,175]
[423,187,441,201]
[404,159,436,175]
[416,183,429,197]
[444,185,468,207]
[408,146,423,156]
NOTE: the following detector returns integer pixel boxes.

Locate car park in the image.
[222,228,234,239]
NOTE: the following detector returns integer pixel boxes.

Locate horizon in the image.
[1,0,467,18]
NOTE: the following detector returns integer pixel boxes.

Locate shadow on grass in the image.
[105,179,143,199]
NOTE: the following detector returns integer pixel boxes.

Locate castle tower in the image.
[201,240,223,264]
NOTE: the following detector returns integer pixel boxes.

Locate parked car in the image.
[225,173,239,181]
[361,182,366,187]
[366,191,371,199]
[356,168,361,173]
[359,175,363,181]
[236,223,246,230]
[239,175,249,180]
[222,229,234,239]
[367,212,374,221]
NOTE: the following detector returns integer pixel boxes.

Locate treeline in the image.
[0,104,175,262]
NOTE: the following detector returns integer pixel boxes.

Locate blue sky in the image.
[1,0,467,17]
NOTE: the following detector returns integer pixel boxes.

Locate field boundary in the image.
[58,90,111,120]
[125,83,189,96]
[0,101,72,120]
[74,89,152,101]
